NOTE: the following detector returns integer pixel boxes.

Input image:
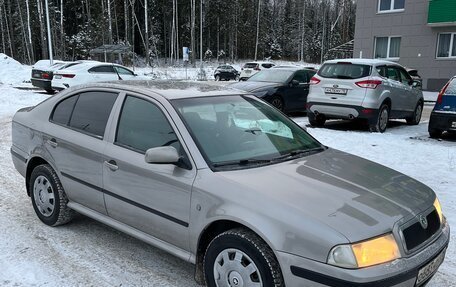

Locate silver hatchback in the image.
[307,59,424,132]
[11,81,449,286]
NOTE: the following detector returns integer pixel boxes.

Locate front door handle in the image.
[104,160,119,171]
[47,138,58,148]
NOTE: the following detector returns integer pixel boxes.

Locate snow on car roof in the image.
[70,81,246,100]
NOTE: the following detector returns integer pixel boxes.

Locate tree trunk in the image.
[107,0,113,43]
[0,4,5,53]
[190,0,195,67]
[254,0,261,61]
[124,0,128,42]
[144,0,149,66]
[16,0,31,63]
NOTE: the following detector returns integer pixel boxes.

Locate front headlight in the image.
[328,233,401,268]
[434,197,444,224]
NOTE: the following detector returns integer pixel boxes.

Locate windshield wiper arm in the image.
[213,158,272,168]
[272,147,326,161]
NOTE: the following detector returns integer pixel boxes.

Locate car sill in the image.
[67,201,195,264]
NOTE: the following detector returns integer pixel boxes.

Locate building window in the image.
[375,37,401,59]
[378,0,405,13]
[437,33,456,58]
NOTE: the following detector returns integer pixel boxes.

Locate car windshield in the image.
[318,63,371,79]
[172,95,323,170]
[247,69,294,83]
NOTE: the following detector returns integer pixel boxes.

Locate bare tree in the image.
[0,3,5,53]
[190,0,196,66]
[254,0,261,61]
[144,0,149,66]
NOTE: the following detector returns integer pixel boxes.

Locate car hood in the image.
[217,148,434,242]
[229,81,282,92]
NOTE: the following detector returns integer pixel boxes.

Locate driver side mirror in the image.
[412,80,422,90]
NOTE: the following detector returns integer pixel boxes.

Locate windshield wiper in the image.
[213,158,272,168]
[272,147,326,161]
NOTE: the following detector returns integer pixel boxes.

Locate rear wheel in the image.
[406,102,423,125]
[308,114,326,127]
[369,104,389,133]
[203,228,284,287]
[30,164,75,226]
[215,75,220,81]
[429,129,442,138]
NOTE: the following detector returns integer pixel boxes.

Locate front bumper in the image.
[429,111,456,132]
[278,219,450,287]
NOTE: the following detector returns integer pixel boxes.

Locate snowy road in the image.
[0,85,455,286]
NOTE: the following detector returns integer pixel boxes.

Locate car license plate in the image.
[416,249,446,286]
[33,73,41,78]
[54,75,62,79]
[325,87,347,95]
[246,70,251,74]
[451,122,456,129]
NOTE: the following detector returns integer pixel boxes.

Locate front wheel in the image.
[204,228,284,287]
[406,102,423,125]
[215,75,220,81]
[30,164,75,226]
[369,104,389,133]
[308,114,326,127]
[270,96,284,111]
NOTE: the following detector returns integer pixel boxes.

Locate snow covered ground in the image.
[0,84,455,286]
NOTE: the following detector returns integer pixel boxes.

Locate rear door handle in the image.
[104,160,119,171]
[47,138,58,148]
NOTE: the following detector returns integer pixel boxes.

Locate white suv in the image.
[307,59,424,133]
[239,61,275,81]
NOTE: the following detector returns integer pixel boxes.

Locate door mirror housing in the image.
[290,80,300,87]
[145,146,180,165]
[412,80,422,90]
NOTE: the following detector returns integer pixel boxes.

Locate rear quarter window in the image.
[261,64,274,69]
[318,63,371,79]
[244,63,258,69]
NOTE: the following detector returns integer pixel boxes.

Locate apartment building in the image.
[354,0,456,91]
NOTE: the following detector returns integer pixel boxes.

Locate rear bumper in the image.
[279,219,450,287]
[429,111,456,132]
[31,79,52,90]
[307,102,379,124]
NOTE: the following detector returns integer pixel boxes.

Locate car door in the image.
[88,65,119,82]
[384,66,405,112]
[114,66,137,80]
[283,70,310,110]
[45,91,119,214]
[397,67,418,112]
[102,93,196,250]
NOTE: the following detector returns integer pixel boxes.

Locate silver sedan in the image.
[11,81,449,286]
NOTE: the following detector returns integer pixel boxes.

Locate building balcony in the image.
[428,0,456,27]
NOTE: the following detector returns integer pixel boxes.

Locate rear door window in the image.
[292,71,309,83]
[318,63,371,79]
[386,67,400,82]
[69,91,118,138]
[114,66,135,75]
[244,63,258,69]
[398,68,412,85]
[89,65,115,73]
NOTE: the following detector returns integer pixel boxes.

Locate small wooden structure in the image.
[89,44,132,65]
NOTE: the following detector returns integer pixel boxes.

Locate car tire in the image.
[309,114,326,127]
[369,104,389,133]
[270,96,284,111]
[30,164,75,226]
[429,129,442,138]
[215,75,220,81]
[45,89,55,94]
[235,75,240,81]
[406,102,423,125]
[203,228,284,287]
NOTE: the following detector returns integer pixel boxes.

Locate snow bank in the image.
[0,53,31,85]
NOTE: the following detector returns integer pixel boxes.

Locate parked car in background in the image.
[214,65,240,81]
[307,59,424,133]
[31,61,97,94]
[52,62,148,91]
[32,59,65,70]
[11,81,449,287]
[239,61,275,81]
[429,76,456,138]
[230,67,316,113]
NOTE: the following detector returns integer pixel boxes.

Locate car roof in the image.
[324,58,402,66]
[67,81,247,100]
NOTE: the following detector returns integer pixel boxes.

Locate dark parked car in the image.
[429,76,456,138]
[31,61,85,94]
[214,65,240,81]
[229,68,316,112]
[406,68,423,86]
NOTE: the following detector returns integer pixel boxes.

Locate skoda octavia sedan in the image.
[11,81,449,286]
